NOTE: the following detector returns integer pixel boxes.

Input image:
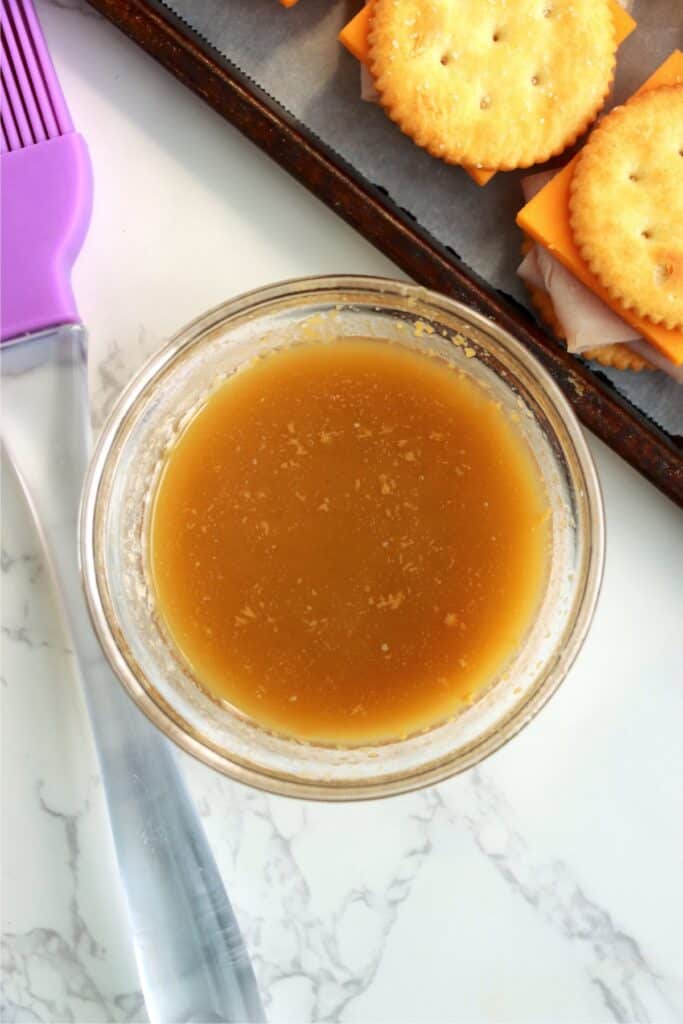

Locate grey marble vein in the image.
[179,766,683,1023]
[177,771,442,1023]
[436,771,682,1024]
[1,576,71,657]
[1,783,146,1024]
[1,550,43,584]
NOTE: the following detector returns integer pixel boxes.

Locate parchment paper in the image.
[161,0,682,433]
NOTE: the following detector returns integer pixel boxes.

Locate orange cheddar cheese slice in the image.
[517,50,683,366]
[610,2,640,46]
[339,1,636,188]
[338,4,370,62]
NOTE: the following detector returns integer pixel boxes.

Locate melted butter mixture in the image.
[150,339,550,744]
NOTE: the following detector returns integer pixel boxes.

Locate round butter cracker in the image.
[570,85,683,330]
[368,0,616,170]
[580,343,651,371]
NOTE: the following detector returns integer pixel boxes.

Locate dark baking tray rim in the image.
[86,0,682,508]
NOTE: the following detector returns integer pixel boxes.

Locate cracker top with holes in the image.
[569,85,683,331]
[367,0,616,170]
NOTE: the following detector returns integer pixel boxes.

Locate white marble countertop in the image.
[2,3,683,1022]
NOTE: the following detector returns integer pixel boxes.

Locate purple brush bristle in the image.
[1,0,91,341]
[1,0,73,150]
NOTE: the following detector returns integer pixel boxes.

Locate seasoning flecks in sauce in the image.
[150,339,549,744]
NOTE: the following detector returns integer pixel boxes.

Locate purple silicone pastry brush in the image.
[1,0,90,339]
[1,4,265,1021]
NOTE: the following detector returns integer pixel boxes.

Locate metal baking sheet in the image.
[160,0,683,434]
[86,0,683,503]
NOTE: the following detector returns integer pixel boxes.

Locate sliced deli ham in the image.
[518,172,682,381]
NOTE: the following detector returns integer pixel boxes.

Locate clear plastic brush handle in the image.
[1,325,266,1024]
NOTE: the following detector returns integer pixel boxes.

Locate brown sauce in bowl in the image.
[150,339,549,744]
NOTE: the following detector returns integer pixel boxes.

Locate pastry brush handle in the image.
[1,326,265,1024]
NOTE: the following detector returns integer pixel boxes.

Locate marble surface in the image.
[2,3,683,1021]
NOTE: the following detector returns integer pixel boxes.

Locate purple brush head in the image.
[1,0,92,341]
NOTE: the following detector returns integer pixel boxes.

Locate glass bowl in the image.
[80,276,604,800]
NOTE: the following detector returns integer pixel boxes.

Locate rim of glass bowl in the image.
[80,275,604,801]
